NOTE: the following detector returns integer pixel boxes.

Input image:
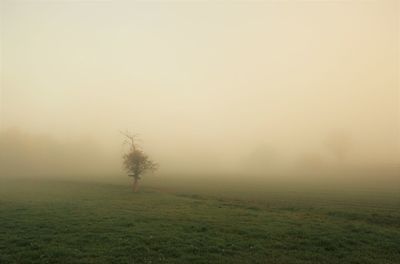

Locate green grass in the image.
[0,178,399,264]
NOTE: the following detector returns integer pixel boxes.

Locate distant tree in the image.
[243,144,278,174]
[296,152,325,171]
[121,132,158,192]
[325,132,352,162]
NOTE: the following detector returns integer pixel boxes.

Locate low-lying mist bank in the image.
[0,129,119,179]
[0,128,399,190]
[143,168,400,198]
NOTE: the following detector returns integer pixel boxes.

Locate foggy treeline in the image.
[0,128,118,179]
[1,128,398,185]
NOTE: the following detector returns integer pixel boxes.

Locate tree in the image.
[243,144,278,175]
[325,132,352,162]
[121,132,158,192]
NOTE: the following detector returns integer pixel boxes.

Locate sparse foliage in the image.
[121,131,158,192]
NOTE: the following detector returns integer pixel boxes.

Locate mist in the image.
[1,3,400,263]
[0,1,399,185]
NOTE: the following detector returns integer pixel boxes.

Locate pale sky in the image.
[0,0,399,173]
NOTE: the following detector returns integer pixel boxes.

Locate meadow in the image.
[0,177,399,264]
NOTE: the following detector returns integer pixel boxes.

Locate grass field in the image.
[0,177,399,264]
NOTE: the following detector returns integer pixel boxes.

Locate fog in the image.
[0,1,399,184]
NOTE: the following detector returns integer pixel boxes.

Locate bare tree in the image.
[121,131,158,192]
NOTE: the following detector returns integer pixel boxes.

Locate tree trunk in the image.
[132,177,139,192]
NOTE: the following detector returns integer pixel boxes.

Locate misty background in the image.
[0,1,399,184]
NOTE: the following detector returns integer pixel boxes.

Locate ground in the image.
[0,178,399,264]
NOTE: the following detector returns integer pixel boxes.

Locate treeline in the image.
[0,129,117,179]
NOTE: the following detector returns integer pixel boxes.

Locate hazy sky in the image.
[0,1,399,173]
